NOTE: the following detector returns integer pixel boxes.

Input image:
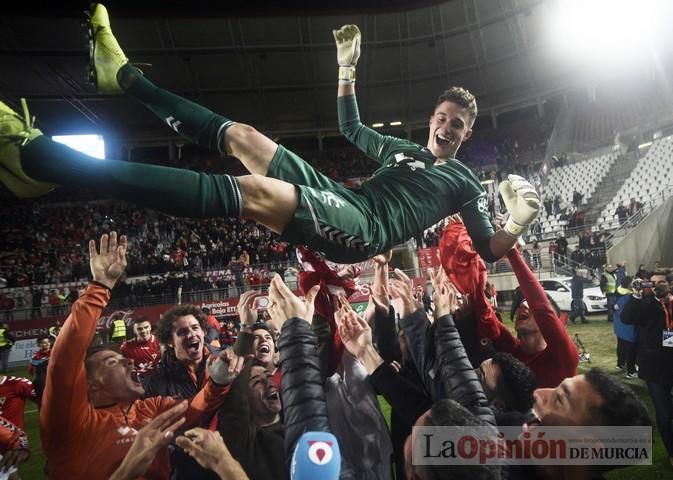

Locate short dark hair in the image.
[84,343,119,379]
[620,275,633,289]
[490,352,538,412]
[36,336,50,345]
[132,315,150,325]
[435,87,478,122]
[419,399,499,480]
[511,287,561,321]
[156,304,206,347]
[584,368,651,427]
[250,322,276,345]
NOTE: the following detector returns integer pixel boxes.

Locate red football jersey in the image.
[0,376,36,429]
[120,335,161,376]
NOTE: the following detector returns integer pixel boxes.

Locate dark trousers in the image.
[569,298,586,322]
[645,381,673,457]
[606,293,616,322]
[616,338,638,373]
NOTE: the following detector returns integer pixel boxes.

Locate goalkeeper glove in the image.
[333,24,361,83]
[498,174,540,236]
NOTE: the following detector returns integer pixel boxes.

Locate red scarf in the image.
[438,221,500,340]
[296,247,357,376]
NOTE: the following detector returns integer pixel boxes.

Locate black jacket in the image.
[277,317,331,463]
[142,348,219,480]
[400,308,495,425]
[622,294,673,384]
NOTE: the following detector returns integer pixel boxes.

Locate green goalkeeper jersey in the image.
[338,94,496,262]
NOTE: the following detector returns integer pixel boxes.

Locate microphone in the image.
[290,431,341,480]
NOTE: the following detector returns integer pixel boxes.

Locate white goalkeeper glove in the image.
[333,24,361,83]
[498,174,540,236]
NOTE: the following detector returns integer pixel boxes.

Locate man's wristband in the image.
[504,216,527,237]
[338,65,356,84]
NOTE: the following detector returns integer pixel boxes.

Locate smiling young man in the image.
[120,317,161,378]
[0,6,538,265]
[39,232,237,480]
[142,304,223,479]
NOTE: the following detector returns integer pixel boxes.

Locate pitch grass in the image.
[14,314,673,478]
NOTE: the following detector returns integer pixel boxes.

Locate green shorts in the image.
[267,145,384,263]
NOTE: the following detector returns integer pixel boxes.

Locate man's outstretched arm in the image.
[333,25,390,163]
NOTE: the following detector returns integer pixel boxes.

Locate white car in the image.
[540,277,607,314]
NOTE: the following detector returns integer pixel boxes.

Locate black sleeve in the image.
[621,296,640,325]
[369,362,431,426]
[374,306,402,364]
[278,317,330,465]
[233,330,254,356]
[216,363,257,469]
[434,314,495,426]
[399,308,437,398]
[311,313,333,382]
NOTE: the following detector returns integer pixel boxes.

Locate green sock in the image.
[118,64,234,153]
[22,136,243,218]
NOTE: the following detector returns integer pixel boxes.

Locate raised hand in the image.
[176,428,248,479]
[333,24,361,66]
[267,275,320,328]
[110,401,187,480]
[389,268,423,318]
[372,250,392,265]
[89,231,128,289]
[429,267,460,318]
[236,290,260,327]
[499,175,540,236]
[208,348,245,386]
[335,301,373,359]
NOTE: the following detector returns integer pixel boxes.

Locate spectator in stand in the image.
[613,276,638,377]
[555,233,568,265]
[636,264,648,279]
[572,189,583,207]
[219,319,238,348]
[0,325,15,374]
[531,240,541,270]
[628,197,644,219]
[569,269,588,324]
[615,203,629,226]
[30,286,43,318]
[202,307,222,346]
[120,316,161,378]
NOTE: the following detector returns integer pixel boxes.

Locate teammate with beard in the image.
[0,5,539,265]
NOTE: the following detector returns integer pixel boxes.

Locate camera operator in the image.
[623,271,673,462]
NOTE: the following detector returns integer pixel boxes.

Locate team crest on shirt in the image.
[116,426,139,445]
[393,153,425,171]
[477,196,488,213]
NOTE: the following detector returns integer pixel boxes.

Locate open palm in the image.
[89,232,128,289]
[336,306,372,358]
